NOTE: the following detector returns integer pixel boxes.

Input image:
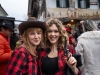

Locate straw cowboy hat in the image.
[18,17,46,35]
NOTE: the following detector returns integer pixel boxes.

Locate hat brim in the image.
[18,21,46,35]
[0,25,14,31]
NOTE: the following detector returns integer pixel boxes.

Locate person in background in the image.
[5,17,46,75]
[10,33,19,50]
[66,27,77,47]
[75,20,100,75]
[15,33,23,49]
[38,18,80,75]
[0,20,13,75]
[97,22,100,30]
[74,23,83,41]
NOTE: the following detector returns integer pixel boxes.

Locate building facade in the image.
[28,0,39,18]
[28,0,100,26]
[0,4,8,16]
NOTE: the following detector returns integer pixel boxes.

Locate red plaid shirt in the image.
[38,47,81,75]
[38,48,67,75]
[5,46,38,75]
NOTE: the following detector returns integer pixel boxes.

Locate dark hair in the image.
[0,26,8,31]
[98,22,100,28]
[83,20,97,32]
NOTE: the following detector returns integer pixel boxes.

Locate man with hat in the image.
[0,20,13,75]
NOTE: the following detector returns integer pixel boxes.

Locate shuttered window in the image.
[86,0,90,8]
[78,0,90,8]
[56,0,60,7]
[98,0,100,8]
[78,0,81,8]
[56,0,69,8]
[66,0,69,8]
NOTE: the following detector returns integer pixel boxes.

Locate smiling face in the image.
[28,28,43,46]
[22,28,43,47]
[45,18,69,48]
[47,24,60,45]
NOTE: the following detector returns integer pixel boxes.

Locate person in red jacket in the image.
[0,20,13,75]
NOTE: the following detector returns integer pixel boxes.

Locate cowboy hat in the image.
[18,17,46,35]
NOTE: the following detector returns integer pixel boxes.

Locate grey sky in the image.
[0,0,28,24]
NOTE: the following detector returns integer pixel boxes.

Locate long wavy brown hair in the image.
[22,28,44,57]
[45,18,69,49]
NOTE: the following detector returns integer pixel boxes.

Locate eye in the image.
[37,32,42,34]
[47,30,52,33]
[54,30,59,33]
[29,32,35,35]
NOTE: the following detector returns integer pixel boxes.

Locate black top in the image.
[41,56,58,75]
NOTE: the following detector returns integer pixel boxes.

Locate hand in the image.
[66,55,77,70]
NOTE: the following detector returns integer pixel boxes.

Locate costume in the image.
[0,32,12,75]
[38,48,67,75]
[75,31,100,75]
[38,45,80,75]
[5,46,38,75]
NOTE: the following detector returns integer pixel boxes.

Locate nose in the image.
[51,31,55,35]
[34,33,38,38]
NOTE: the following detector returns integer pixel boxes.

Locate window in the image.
[98,0,100,8]
[59,0,66,7]
[78,0,90,8]
[56,0,69,8]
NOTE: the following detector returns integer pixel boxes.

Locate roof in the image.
[0,16,15,21]
[0,4,8,16]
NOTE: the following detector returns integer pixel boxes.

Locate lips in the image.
[49,37,57,41]
[34,40,39,43]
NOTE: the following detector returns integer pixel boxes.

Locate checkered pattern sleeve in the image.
[5,49,26,75]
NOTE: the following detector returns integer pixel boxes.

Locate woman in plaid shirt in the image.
[5,17,46,75]
[38,18,79,75]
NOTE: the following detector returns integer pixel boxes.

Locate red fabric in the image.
[5,47,38,75]
[38,48,66,75]
[66,27,71,33]
[38,47,79,75]
[69,36,74,45]
[8,38,10,44]
[0,32,12,75]
[68,44,76,54]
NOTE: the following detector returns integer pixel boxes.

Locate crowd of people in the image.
[0,17,100,75]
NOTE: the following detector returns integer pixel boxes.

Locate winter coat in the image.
[0,32,12,75]
[75,31,100,75]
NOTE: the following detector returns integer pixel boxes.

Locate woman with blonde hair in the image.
[38,18,80,75]
[5,17,46,75]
